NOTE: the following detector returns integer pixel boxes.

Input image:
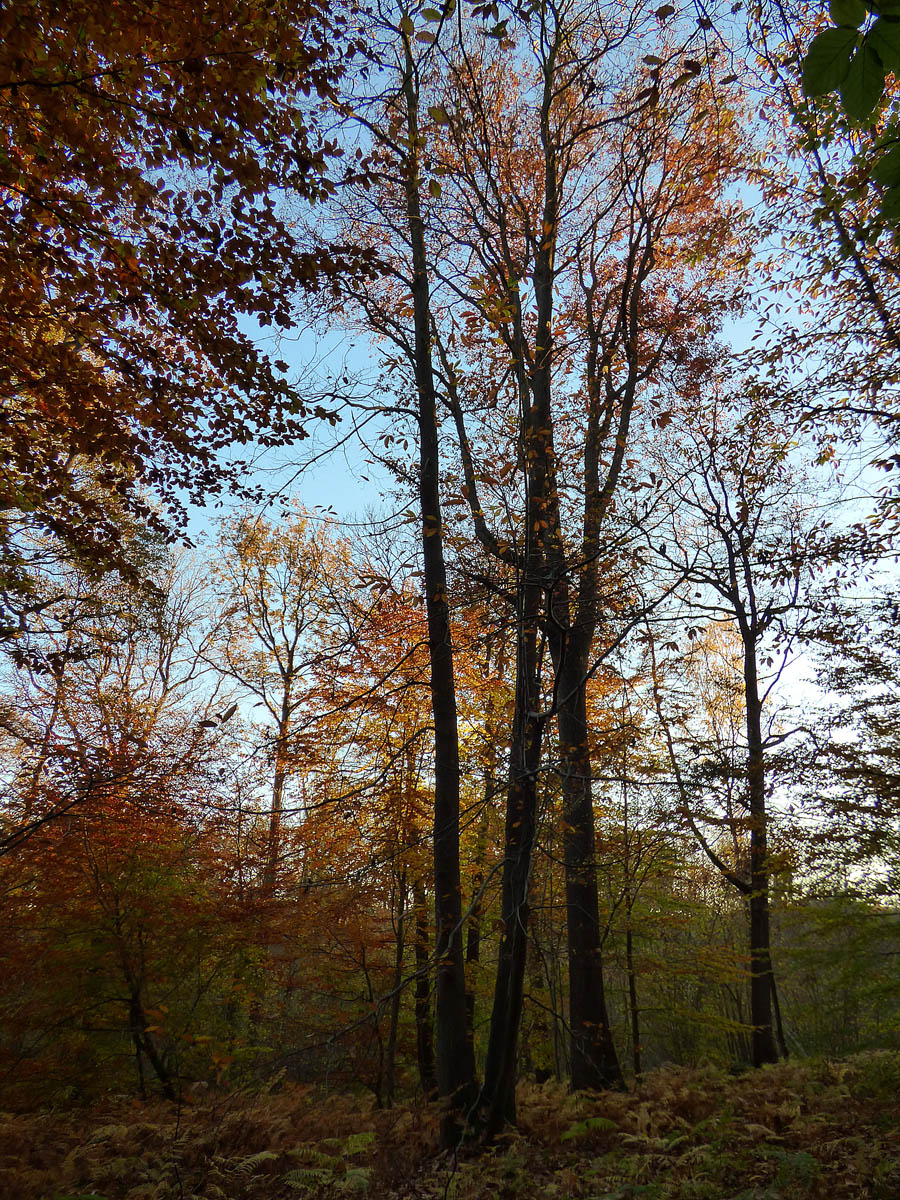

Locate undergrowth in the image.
[3,1051,899,1199]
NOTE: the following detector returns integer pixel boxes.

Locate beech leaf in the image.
[839,45,885,118]
[869,17,900,72]
[873,144,900,185]
[801,26,858,94]
[882,181,900,217]
[829,0,866,25]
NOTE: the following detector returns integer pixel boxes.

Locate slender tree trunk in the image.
[771,974,788,1059]
[479,602,544,1137]
[265,710,290,890]
[127,987,175,1101]
[413,877,437,1096]
[465,804,490,1053]
[555,659,622,1089]
[744,642,779,1067]
[400,38,476,1130]
[625,907,641,1081]
[385,869,407,1108]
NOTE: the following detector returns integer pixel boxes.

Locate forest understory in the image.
[6,1052,900,1200]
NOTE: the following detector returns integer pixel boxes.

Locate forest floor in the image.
[4,1050,900,1200]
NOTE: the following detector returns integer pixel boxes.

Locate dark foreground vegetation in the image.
[5,1052,900,1200]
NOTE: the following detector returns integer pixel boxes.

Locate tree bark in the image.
[478,589,544,1137]
[401,37,476,1130]
[555,661,622,1089]
[744,641,779,1068]
[413,877,437,1097]
[384,868,407,1108]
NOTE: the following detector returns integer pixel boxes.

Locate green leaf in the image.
[881,181,900,217]
[428,104,450,124]
[415,29,436,41]
[422,6,443,17]
[873,143,900,184]
[869,17,900,71]
[802,26,858,94]
[428,178,442,197]
[561,1115,619,1141]
[830,0,867,24]
[840,44,885,117]
[399,14,414,33]
[342,1131,376,1154]
[831,0,867,23]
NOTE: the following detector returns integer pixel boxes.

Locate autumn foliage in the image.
[0,0,371,630]
[1,0,900,1186]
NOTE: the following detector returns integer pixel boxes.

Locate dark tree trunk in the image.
[264,707,291,891]
[555,659,622,1090]
[401,39,476,1131]
[384,869,407,1108]
[478,605,544,1138]
[465,803,490,1053]
[625,916,641,1080]
[413,877,437,1097]
[128,988,175,1101]
[744,642,779,1068]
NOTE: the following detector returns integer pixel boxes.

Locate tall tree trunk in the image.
[625,901,641,1081]
[478,602,544,1137]
[744,641,779,1068]
[401,37,476,1131]
[385,869,407,1108]
[465,803,490,1053]
[264,706,290,890]
[555,655,622,1089]
[413,877,437,1097]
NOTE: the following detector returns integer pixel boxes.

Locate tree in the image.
[644,390,826,1066]
[750,0,900,518]
[0,553,241,1100]
[425,0,745,1111]
[335,0,746,1125]
[211,508,355,889]
[0,0,371,636]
